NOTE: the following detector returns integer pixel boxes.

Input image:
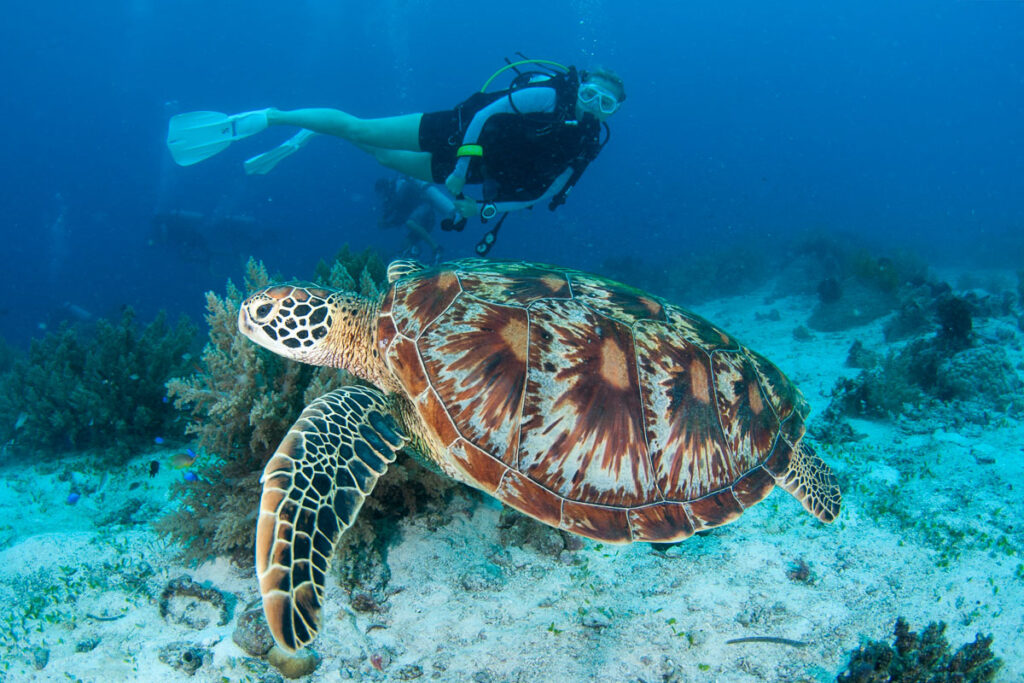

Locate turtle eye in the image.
[254,303,274,320]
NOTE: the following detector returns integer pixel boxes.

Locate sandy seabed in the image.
[1,274,1020,682]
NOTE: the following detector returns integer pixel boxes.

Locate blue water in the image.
[1,1,1021,346]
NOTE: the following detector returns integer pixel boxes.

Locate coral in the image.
[158,641,211,677]
[935,345,1022,405]
[159,575,232,628]
[0,336,15,375]
[845,340,880,369]
[817,277,843,304]
[233,608,275,657]
[0,309,195,455]
[936,295,974,351]
[810,409,865,445]
[158,247,458,570]
[828,335,1023,422]
[836,617,1002,682]
[313,243,387,293]
[157,257,328,564]
[827,342,933,419]
[883,292,934,342]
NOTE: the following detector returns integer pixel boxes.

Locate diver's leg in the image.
[404,221,440,251]
[267,109,423,151]
[357,147,435,183]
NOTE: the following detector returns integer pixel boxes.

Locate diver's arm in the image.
[422,184,457,220]
[485,167,574,215]
[445,87,558,195]
[407,178,457,220]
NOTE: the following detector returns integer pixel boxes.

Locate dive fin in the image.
[166,109,270,166]
[244,129,318,175]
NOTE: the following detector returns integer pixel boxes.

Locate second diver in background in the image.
[374,175,455,264]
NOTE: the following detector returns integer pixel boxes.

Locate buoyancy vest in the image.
[453,67,604,207]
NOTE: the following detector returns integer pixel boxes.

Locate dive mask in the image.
[577,82,620,115]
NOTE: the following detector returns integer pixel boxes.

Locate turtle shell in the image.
[376,259,810,543]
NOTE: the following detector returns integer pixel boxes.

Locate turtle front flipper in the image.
[255,385,407,652]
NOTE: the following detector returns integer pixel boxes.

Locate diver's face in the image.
[576,77,622,121]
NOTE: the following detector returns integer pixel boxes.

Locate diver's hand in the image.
[454,198,477,218]
[445,172,466,197]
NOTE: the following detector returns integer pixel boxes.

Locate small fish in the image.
[129,373,140,381]
[149,460,160,477]
[14,412,28,430]
[154,436,165,445]
[162,396,169,404]
[66,492,81,505]
[183,470,198,482]
[169,448,197,469]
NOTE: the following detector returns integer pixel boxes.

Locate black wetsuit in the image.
[417,75,604,215]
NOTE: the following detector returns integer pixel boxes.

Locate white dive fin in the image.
[244,129,318,175]
[166,109,270,167]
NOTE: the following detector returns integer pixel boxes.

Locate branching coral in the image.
[0,309,195,455]
[836,617,1002,682]
[158,248,457,569]
[158,257,348,564]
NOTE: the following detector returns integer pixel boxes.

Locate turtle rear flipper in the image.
[256,386,407,652]
[774,440,842,523]
[386,258,426,283]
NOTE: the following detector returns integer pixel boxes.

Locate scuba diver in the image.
[374,175,456,263]
[167,58,625,254]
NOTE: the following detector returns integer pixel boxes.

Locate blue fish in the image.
[183,470,198,482]
[154,436,165,445]
[66,492,81,505]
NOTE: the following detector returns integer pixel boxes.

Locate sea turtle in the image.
[238,258,841,652]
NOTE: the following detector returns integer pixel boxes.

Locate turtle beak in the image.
[238,305,254,336]
[238,302,275,353]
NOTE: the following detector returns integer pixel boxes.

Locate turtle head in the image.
[239,283,369,369]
